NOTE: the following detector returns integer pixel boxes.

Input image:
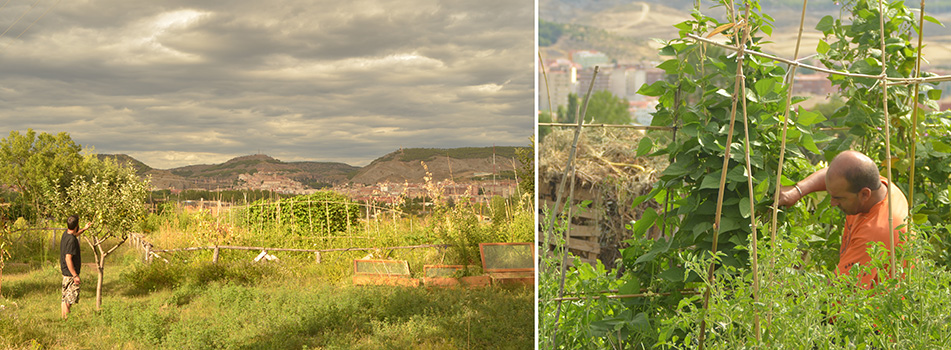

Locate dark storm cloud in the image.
[0,0,532,168]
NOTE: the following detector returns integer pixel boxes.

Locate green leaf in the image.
[638,81,668,97]
[619,276,641,295]
[739,197,751,218]
[801,133,821,154]
[718,214,742,233]
[932,140,951,154]
[754,178,769,202]
[927,89,942,101]
[657,59,681,75]
[631,188,660,208]
[693,221,714,237]
[631,208,659,238]
[745,88,759,103]
[700,173,721,190]
[754,79,777,99]
[636,137,653,157]
[634,238,668,265]
[631,312,652,335]
[817,40,831,55]
[728,233,748,248]
[727,166,747,183]
[673,21,692,32]
[816,15,835,33]
[796,107,826,126]
[662,159,691,178]
[923,15,943,27]
[659,266,686,282]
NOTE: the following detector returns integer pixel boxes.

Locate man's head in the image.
[825,151,883,215]
[67,215,79,232]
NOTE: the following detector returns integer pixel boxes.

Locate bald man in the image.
[778,150,908,287]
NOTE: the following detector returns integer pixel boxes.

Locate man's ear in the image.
[859,187,872,201]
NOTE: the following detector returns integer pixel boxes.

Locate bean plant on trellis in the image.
[244,191,361,241]
[621,0,825,332]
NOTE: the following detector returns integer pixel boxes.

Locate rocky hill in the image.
[99,146,527,191]
[350,147,526,185]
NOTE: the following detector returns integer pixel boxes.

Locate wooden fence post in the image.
[213,246,220,263]
[315,251,321,264]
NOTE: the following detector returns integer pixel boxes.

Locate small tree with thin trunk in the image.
[45,157,149,310]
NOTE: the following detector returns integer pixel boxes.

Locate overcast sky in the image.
[0,0,534,169]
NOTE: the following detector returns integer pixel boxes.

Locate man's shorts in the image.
[61,276,80,305]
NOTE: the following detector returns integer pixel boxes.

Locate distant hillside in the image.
[97,154,152,175]
[102,147,525,191]
[540,0,951,69]
[350,147,528,185]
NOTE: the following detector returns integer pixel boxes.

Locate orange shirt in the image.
[836,177,908,288]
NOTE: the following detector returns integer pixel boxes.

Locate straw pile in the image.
[539,127,669,268]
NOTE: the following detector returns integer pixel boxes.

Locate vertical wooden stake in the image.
[315,251,322,264]
[213,246,220,263]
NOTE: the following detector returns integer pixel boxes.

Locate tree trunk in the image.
[96,261,104,311]
[94,245,111,311]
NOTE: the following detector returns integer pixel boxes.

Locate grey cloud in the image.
[0,0,532,168]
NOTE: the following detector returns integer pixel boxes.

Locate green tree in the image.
[0,129,89,221]
[557,91,631,125]
[44,156,150,310]
[539,19,564,47]
[515,137,535,199]
[556,93,580,124]
[584,90,631,125]
[538,111,554,141]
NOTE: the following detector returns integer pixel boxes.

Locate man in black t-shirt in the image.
[60,215,91,320]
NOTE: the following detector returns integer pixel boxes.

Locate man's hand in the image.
[72,275,81,285]
[83,222,92,230]
[777,185,802,207]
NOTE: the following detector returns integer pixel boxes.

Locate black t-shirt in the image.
[60,231,81,277]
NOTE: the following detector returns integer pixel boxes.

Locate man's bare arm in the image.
[65,254,80,284]
[777,167,828,207]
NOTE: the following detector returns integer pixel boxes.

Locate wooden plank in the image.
[352,275,420,287]
[574,210,598,221]
[460,276,491,288]
[544,242,598,254]
[569,190,598,203]
[568,237,600,254]
[567,224,598,238]
[422,277,461,288]
[540,197,602,211]
[490,275,534,287]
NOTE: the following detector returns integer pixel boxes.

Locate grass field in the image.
[0,251,533,349]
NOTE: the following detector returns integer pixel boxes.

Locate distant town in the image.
[540,49,951,122]
[163,170,519,205]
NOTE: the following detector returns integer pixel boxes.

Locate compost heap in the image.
[539,127,668,269]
